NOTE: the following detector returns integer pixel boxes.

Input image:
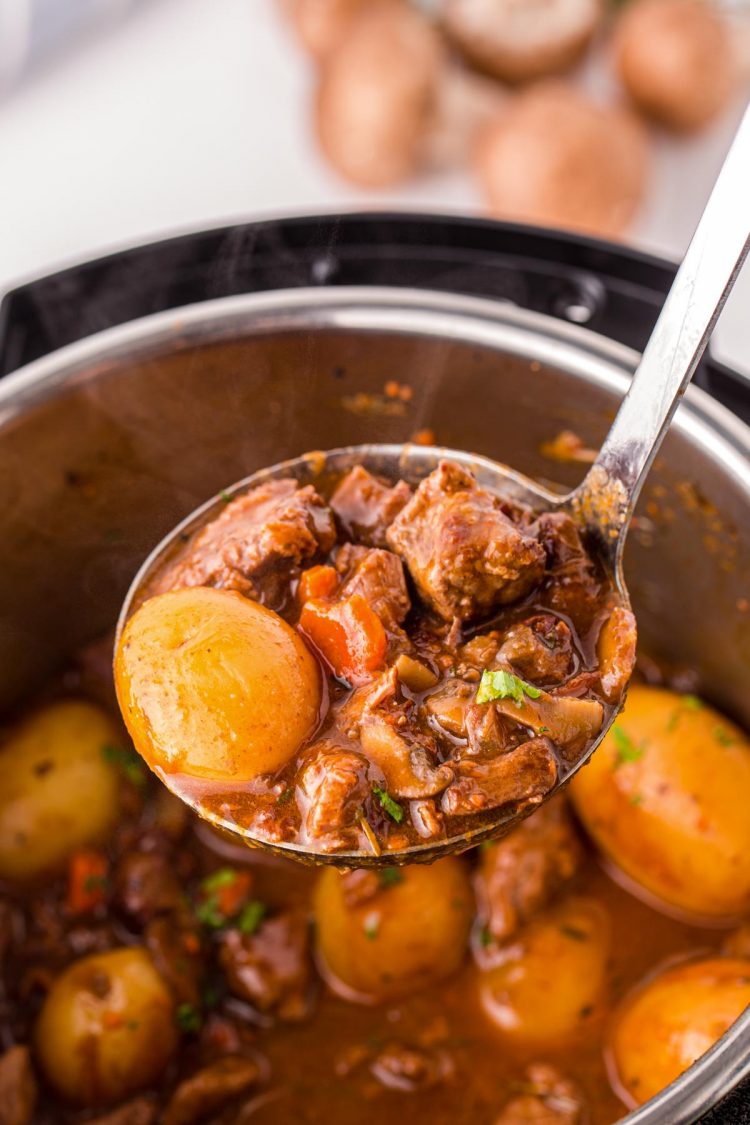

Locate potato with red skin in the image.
[35,948,177,1107]
[0,700,120,882]
[115,587,321,784]
[314,858,473,1001]
[609,957,750,1107]
[614,0,736,132]
[569,685,750,920]
[281,0,404,61]
[479,897,610,1044]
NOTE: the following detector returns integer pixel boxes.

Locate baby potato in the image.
[0,700,120,882]
[35,947,178,1106]
[480,897,610,1044]
[115,587,321,783]
[569,686,750,920]
[609,957,750,1107]
[314,858,473,1001]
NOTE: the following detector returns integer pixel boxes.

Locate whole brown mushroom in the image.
[315,3,504,188]
[441,0,602,84]
[474,82,648,239]
[614,0,737,132]
[280,0,404,62]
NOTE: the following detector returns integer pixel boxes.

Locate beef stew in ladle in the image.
[115,105,750,863]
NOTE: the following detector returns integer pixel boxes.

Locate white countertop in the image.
[1,0,748,377]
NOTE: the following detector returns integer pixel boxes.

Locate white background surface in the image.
[0,0,748,376]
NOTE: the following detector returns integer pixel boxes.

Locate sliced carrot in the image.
[298,564,339,603]
[299,594,387,684]
[67,850,109,915]
[215,870,253,918]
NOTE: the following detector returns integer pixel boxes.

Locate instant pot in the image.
[0,213,748,1124]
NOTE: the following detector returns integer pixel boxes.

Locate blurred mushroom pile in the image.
[278,0,748,238]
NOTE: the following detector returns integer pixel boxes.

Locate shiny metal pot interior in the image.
[0,286,748,1123]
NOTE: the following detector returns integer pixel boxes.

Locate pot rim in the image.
[0,284,748,1122]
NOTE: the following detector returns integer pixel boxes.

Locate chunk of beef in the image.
[336,544,411,626]
[476,798,583,942]
[534,512,601,626]
[369,1041,455,1092]
[86,1098,157,1125]
[596,603,637,702]
[497,615,575,685]
[0,1045,37,1125]
[298,741,369,852]
[162,1056,260,1125]
[219,912,312,1020]
[494,1064,584,1125]
[387,463,545,622]
[441,739,557,816]
[331,466,412,547]
[157,479,336,609]
[114,851,186,925]
[145,915,203,1006]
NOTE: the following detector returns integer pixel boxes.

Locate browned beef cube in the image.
[331,466,411,547]
[219,912,312,1020]
[157,479,336,610]
[336,543,411,626]
[386,462,545,621]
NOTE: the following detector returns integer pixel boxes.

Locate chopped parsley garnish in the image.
[684,694,703,710]
[378,867,404,889]
[611,725,644,766]
[373,786,404,824]
[714,727,735,747]
[537,725,550,735]
[176,1002,202,1033]
[83,874,109,894]
[201,868,239,893]
[237,901,267,935]
[101,744,146,787]
[218,489,233,504]
[629,793,644,806]
[478,926,493,948]
[476,669,542,707]
[195,897,225,929]
[276,787,295,806]
[196,868,255,930]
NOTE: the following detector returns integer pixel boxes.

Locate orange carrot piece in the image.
[216,871,253,918]
[67,850,109,915]
[299,594,387,684]
[298,565,339,603]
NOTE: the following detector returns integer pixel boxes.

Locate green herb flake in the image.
[683,694,703,711]
[195,898,225,930]
[537,726,550,735]
[363,914,380,941]
[666,709,681,733]
[237,901,267,936]
[629,793,644,806]
[101,744,147,787]
[612,725,644,767]
[176,1002,202,1033]
[218,489,233,504]
[201,868,239,894]
[479,926,493,948]
[476,669,542,707]
[276,787,295,806]
[560,924,588,942]
[378,867,404,889]
[714,727,735,747]
[373,786,404,824]
[126,1019,140,1032]
[202,982,223,1010]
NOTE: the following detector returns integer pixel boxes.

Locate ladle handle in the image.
[576,101,750,554]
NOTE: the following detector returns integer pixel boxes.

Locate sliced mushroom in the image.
[596,604,637,703]
[441,738,557,815]
[423,679,475,737]
[360,715,453,799]
[441,0,602,84]
[492,689,603,756]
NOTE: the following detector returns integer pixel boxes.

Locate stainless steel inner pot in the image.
[0,286,748,1123]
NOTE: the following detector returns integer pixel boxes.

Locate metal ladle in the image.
[118,104,750,866]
